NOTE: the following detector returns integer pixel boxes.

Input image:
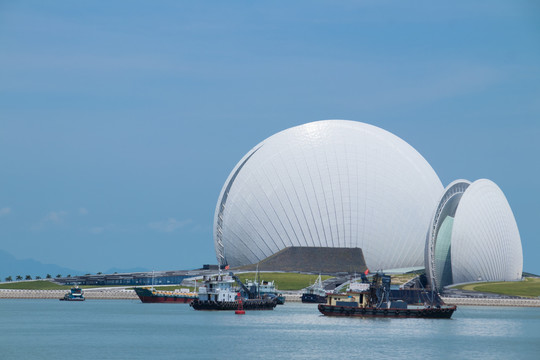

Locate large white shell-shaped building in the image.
[426,179,523,290]
[214,120,443,270]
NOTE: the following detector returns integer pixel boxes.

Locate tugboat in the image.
[60,286,85,301]
[245,278,285,305]
[190,272,277,311]
[134,287,197,303]
[318,273,456,318]
[301,274,327,303]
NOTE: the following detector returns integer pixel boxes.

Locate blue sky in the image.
[1,1,539,274]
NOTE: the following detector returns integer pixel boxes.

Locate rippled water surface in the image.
[1,300,540,359]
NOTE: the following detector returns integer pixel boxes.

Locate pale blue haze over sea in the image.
[1,300,539,359]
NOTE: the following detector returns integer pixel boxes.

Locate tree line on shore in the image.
[4,272,105,282]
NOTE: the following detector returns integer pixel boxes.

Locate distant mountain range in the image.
[0,250,84,280]
[0,250,149,280]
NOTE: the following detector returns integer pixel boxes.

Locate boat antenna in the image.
[256,263,260,298]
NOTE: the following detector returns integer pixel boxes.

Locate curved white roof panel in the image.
[425,180,471,291]
[214,120,443,269]
[451,179,523,283]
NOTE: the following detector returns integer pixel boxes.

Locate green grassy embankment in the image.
[0,280,127,290]
[0,280,72,290]
[386,272,421,285]
[155,273,331,292]
[233,272,332,291]
[453,277,540,298]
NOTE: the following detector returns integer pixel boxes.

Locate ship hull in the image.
[134,288,196,304]
[301,293,326,303]
[137,295,194,303]
[190,299,277,311]
[318,304,456,319]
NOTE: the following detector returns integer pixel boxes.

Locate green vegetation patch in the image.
[386,273,421,285]
[0,281,130,290]
[0,280,71,290]
[234,272,332,291]
[454,277,540,298]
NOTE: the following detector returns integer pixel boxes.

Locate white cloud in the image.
[149,218,192,233]
[79,207,88,215]
[0,207,11,217]
[43,211,67,224]
[32,210,68,230]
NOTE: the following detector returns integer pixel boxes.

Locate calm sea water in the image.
[1,299,539,359]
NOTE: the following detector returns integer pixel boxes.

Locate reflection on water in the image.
[1,300,540,359]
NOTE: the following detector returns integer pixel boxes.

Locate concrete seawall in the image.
[0,289,138,300]
[2,289,539,306]
[0,289,301,302]
[442,297,540,307]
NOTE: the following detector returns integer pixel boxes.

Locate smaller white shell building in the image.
[425,179,523,291]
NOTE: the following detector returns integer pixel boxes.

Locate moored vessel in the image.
[244,278,285,305]
[134,287,197,303]
[190,272,277,311]
[301,274,327,303]
[60,286,85,301]
[318,273,456,319]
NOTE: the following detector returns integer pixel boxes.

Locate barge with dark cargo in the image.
[318,273,456,319]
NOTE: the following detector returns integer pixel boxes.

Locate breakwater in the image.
[0,289,303,302]
[0,289,138,300]
[2,289,539,306]
[442,296,540,307]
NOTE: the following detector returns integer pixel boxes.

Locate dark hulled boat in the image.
[301,274,327,303]
[134,287,197,303]
[190,273,277,311]
[318,273,456,319]
[244,278,285,305]
[318,303,456,318]
[190,298,277,310]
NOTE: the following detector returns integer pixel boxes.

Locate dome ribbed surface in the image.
[451,179,523,283]
[214,120,443,269]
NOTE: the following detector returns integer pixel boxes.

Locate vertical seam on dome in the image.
[267,162,303,248]
[285,151,313,247]
[316,155,333,248]
[258,164,295,246]
[292,148,321,247]
[238,186,282,258]
[335,141,346,248]
[251,175,289,250]
[225,222,265,265]
[303,151,325,247]
[324,145,338,247]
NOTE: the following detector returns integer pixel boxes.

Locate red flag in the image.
[364,268,369,275]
